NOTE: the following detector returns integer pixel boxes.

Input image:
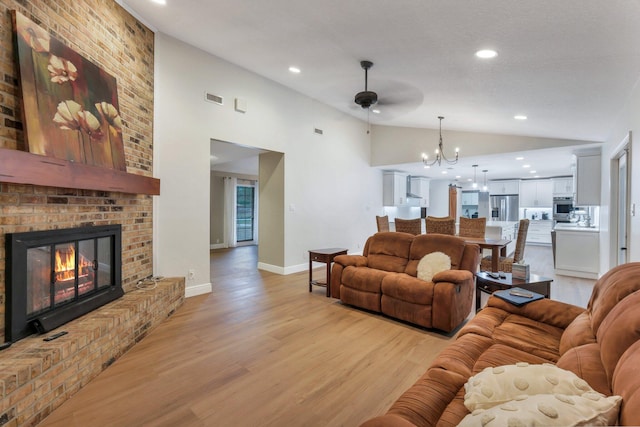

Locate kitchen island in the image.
[554,222,600,279]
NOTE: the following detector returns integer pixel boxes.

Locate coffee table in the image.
[475,271,552,312]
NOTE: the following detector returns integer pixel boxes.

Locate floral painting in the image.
[12,11,126,170]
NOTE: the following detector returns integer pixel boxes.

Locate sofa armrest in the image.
[334,254,368,268]
[487,295,585,329]
[330,255,368,299]
[432,269,472,284]
[431,270,475,332]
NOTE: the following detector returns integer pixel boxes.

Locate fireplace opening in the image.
[6,225,123,342]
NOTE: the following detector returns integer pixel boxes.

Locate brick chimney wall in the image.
[0,0,155,342]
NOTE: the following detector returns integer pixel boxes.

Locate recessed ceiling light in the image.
[441,170,448,174]
[475,49,497,59]
[151,0,166,4]
[456,175,461,179]
[467,178,472,182]
[371,108,381,114]
[514,115,528,120]
[288,66,301,74]
[523,164,531,168]
[530,170,537,173]
[516,157,524,160]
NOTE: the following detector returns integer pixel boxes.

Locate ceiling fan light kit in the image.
[422,116,459,168]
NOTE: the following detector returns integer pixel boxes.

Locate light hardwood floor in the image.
[39,244,595,427]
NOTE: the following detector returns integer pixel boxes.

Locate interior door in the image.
[617,150,629,265]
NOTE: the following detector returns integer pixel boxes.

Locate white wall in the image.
[599,76,640,273]
[153,33,380,295]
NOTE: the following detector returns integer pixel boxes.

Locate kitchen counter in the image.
[553,223,599,233]
[554,223,600,279]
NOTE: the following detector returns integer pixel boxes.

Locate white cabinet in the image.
[520,179,553,207]
[555,228,600,279]
[383,171,408,206]
[575,153,601,206]
[410,176,430,207]
[488,180,519,195]
[526,220,553,244]
[552,177,574,197]
[461,191,479,206]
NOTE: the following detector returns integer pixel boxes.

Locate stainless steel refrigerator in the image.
[490,195,519,222]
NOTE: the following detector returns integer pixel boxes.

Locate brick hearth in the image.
[0,277,184,426]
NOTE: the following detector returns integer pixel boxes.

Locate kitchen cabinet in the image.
[519,179,553,207]
[575,153,601,206]
[383,171,408,206]
[552,177,574,197]
[461,190,479,218]
[488,180,519,195]
[409,176,430,207]
[526,220,552,245]
[554,224,600,279]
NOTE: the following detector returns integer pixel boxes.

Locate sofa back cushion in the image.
[612,340,640,425]
[586,262,640,334]
[405,234,466,277]
[366,232,414,273]
[597,290,640,387]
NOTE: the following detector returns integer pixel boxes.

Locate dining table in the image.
[461,237,511,272]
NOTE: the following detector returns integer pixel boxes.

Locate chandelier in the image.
[422,116,459,167]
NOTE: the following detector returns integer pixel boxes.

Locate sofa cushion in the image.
[342,266,390,293]
[559,311,596,356]
[458,393,621,427]
[587,262,640,335]
[416,252,450,282]
[366,232,413,273]
[405,234,465,276]
[597,289,640,386]
[612,340,640,426]
[556,343,610,395]
[464,362,595,412]
[381,273,434,305]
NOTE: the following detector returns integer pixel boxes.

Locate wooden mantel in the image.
[0,148,160,195]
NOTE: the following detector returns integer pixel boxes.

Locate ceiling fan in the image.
[354,60,378,109]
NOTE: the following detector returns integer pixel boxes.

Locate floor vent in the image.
[205,92,224,105]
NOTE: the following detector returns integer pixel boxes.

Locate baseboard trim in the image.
[185,282,212,297]
[554,269,599,280]
[210,243,225,250]
[257,262,285,275]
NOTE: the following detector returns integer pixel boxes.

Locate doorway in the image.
[610,132,632,267]
[236,182,257,244]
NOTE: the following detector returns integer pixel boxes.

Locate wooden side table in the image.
[475,271,552,312]
[309,248,347,297]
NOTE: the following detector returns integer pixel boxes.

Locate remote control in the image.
[509,290,533,298]
[487,272,500,279]
[43,331,68,341]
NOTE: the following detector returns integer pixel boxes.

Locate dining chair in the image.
[376,215,390,232]
[394,218,422,235]
[458,217,487,238]
[425,216,455,235]
[480,218,530,272]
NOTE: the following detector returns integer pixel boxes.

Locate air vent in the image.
[205,92,223,105]
[314,128,323,135]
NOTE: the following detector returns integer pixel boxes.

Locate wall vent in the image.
[314,128,323,135]
[205,92,224,105]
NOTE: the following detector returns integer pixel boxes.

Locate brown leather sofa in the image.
[330,232,480,333]
[361,262,640,426]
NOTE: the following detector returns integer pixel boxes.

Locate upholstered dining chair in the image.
[376,215,390,232]
[458,217,487,238]
[394,218,422,235]
[480,218,530,272]
[425,216,455,235]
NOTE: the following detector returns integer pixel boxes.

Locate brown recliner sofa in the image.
[330,232,480,333]
[361,262,640,426]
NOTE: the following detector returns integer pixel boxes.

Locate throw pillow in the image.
[464,362,595,411]
[457,393,621,427]
[416,252,451,282]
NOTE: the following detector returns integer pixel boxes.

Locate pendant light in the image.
[482,170,488,192]
[472,165,478,188]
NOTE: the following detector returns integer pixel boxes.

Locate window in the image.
[236,185,255,242]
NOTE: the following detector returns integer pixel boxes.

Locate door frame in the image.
[609,131,632,267]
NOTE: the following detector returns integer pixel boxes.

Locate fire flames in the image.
[55,246,90,282]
